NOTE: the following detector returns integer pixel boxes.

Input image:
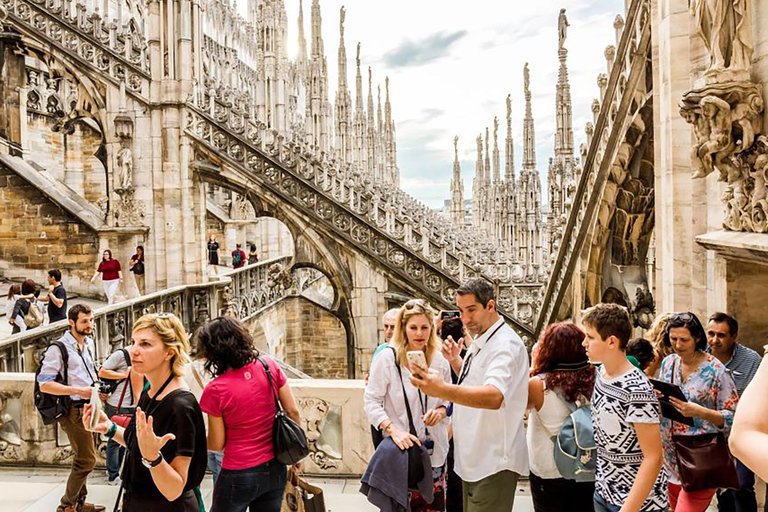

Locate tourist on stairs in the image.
[90,249,122,305]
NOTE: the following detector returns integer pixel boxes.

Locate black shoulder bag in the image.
[259,358,309,465]
[389,347,426,490]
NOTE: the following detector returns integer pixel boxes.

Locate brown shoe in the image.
[77,503,105,512]
[56,507,77,512]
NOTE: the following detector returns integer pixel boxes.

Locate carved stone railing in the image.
[185,104,538,340]
[0,373,372,475]
[534,0,652,335]
[0,256,292,372]
[2,0,150,96]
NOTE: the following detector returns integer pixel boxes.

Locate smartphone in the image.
[89,384,102,430]
[406,350,428,372]
[440,310,460,320]
[440,316,464,342]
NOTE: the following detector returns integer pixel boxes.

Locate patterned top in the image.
[658,353,739,484]
[592,366,668,510]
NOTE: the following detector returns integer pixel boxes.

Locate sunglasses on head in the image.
[151,312,175,319]
[404,299,428,310]
[669,312,695,324]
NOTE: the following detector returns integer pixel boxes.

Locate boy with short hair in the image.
[582,303,668,512]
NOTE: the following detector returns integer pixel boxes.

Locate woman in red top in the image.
[91,249,123,305]
[196,316,301,512]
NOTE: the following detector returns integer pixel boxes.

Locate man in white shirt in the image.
[410,279,529,512]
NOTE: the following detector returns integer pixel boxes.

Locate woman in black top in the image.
[207,235,220,276]
[129,245,146,296]
[84,313,207,511]
[247,244,258,265]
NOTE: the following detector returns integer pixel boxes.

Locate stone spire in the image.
[450,136,465,226]
[354,42,367,172]
[475,132,484,184]
[493,117,500,182]
[334,6,352,162]
[383,77,398,185]
[472,133,484,229]
[311,0,323,58]
[522,63,536,170]
[484,127,491,185]
[555,10,573,156]
[297,0,307,67]
[505,94,515,182]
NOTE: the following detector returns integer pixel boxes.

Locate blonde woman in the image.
[646,313,673,377]
[365,299,452,511]
[84,313,208,511]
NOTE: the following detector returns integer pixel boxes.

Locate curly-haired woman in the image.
[526,322,596,512]
[196,316,301,512]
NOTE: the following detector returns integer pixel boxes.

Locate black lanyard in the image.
[75,341,97,385]
[142,372,176,417]
[457,322,505,386]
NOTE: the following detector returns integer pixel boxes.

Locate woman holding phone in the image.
[365,299,452,511]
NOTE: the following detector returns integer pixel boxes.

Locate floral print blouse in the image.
[658,353,739,484]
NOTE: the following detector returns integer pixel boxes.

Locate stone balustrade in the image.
[0,256,293,372]
[0,373,373,476]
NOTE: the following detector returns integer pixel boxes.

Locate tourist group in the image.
[29,278,768,512]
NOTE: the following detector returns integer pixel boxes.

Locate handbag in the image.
[110,368,135,428]
[281,467,326,512]
[259,358,310,465]
[390,347,426,490]
[670,358,740,492]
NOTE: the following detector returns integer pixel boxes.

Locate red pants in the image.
[669,483,717,512]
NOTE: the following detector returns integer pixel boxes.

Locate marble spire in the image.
[522,63,536,170]
[505,94,515,182]
[311,0,323,57]
[493,117,500,182]
[450,136,465,226]
[334,6,352,162]
[297,0,307,67]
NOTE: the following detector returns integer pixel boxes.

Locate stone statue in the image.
[523,63,530,92]
[506,94,512,120]
[116,146,134,191]
[692,0,753,74]
[693,95,736,180]
[558,9,569,49]
[453,135,458,160]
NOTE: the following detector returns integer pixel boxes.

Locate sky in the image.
[260,0,627,209]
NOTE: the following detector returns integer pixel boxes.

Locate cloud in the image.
[383,31,467,68]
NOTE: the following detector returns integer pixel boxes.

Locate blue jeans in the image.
[717,458,758,512]
[594,491,666,512]
[104,403,134,480]
[212,458,286,512]
[207,451,224,486]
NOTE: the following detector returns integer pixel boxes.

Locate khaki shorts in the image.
[462,470,519,512]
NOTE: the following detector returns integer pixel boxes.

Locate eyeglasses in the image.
[150,312,176,319]
[404,299,428,310]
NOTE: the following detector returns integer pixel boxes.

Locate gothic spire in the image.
[475,133,484,184]
[384,76,392,127]
[297,0,307,66]
[337,6,347,91]
[484,126,491,184]
[450,135,465,226]
[522,62,536,170]
[367,67,375,126]
[311,0,323,58]
[555,9,574,156]
[355,43,363,111]
[493,117,500,182]
[505,94,515,182]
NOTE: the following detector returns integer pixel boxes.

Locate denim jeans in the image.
[207,451,224,486]
[103,403,134,481]
[212,458,286,512]
[717,458,758,512]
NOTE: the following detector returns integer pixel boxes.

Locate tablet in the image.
[650,379,695,426]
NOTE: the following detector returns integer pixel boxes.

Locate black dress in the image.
[207,241,219,265]
[122,389,207,512]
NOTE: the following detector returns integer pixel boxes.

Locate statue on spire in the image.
[356,42,361,66]
[339,6,345,37]
[506,94,512,121]
[454,135,459,159]
[524,63,530,93]
[558,9,569,48]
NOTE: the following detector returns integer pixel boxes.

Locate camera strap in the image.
[457,322,504,386]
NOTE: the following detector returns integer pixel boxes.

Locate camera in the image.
[97,380,116,395]
[440,317,464,342]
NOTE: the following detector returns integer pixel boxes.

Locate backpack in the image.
[24,299,44,329]
[232,250,243,267]
[551,391,596,482]
[101,348,131,394]
[34,341,70,424]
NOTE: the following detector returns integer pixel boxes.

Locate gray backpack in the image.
[551,391,596,482]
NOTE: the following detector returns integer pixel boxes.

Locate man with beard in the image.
[38,304,106,512]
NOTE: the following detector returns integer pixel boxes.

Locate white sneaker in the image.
[107,477,121,486]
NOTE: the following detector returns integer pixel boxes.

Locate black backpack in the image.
[101,348,131,394]
[34,341,70,425]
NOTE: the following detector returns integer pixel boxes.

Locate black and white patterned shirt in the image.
[592,366,668,510]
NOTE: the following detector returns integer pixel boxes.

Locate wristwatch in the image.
[141,453,164,469]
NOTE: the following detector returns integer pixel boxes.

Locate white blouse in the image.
[527,380,573,479]
[364,346,452,468]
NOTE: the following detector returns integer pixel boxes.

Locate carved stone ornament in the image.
[680,81,768,232]
[113,188,145,227]
[114,112,134,139]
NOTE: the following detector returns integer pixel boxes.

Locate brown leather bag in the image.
[672,432,740,492]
